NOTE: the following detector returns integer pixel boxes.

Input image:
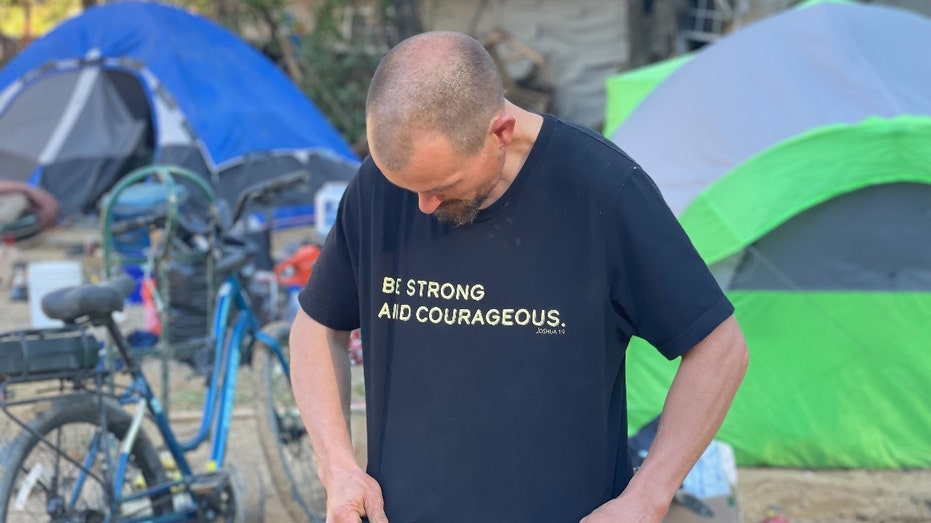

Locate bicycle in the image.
[0,165,331,522]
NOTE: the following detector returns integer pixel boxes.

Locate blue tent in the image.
[0,1,359,218]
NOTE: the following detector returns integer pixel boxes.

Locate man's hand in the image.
[579,492,667,523]
[326,467,389,523]
[289,313,388,522]
[582,315,747,523]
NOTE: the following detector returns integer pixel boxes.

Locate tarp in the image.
[609,2,931,468]
[0,2,359,218]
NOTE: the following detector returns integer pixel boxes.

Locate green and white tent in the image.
[609,1,931,468]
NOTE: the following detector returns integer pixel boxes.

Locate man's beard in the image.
[433,193,489,226]
[433,150,505,227]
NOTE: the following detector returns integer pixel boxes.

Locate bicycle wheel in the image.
[251,321,326,523]
[0,394,172,522]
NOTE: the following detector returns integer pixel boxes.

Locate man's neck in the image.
[475,101,544,210]
[501,101,544,183]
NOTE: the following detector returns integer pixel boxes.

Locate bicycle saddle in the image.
[41,276,136,323]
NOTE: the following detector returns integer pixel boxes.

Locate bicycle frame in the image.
[118,273,289,515]
[0,272,293,522]
[168,272,289,466]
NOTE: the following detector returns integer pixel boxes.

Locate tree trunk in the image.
[216,0,241,32]
[388,0,423,46]
[21,0,31,47]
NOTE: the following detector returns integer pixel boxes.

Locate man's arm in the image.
[290,310,389,522]
[582,314,749,523]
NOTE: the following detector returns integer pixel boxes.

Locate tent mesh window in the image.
[728,182,931,291]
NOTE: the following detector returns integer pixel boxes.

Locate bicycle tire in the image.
[0,394,172,522]
[251,321,326,523]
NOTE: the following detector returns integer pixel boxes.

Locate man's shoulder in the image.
[343,156,413,225]
[356,155,385,183]
[351,156,405,196]
[547,115,639,166]
[540,115,644,192]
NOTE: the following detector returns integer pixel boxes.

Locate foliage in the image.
[172,0,219,19]
[294,1,384,151]
[233,0,422,153]
[0,0,80,40]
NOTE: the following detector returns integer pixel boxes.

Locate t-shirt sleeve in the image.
[609,166,734,360]
[298,176,361,332]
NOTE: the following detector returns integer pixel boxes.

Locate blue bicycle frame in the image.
[96,273,290,521]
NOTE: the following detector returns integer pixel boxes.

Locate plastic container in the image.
[27,260,83,329]
[109,183,188,257]
[274,244,321,288]
[107,182,189,304]
[282,286,302,324]
[121,264,145,304]
[314,182,348,238]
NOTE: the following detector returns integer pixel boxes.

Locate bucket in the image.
[27,260,83,329]
[109,183,188,258]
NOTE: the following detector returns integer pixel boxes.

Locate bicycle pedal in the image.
[188,471,230,495]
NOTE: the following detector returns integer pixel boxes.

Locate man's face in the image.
[430,146,505,226]
[373,129,506,226]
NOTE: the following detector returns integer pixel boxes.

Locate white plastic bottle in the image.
[314,182,349,238]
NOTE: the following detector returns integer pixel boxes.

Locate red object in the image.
[274,244,321,288]
[349,329,363,366]
[761,507,789,523]
[141,277,161,336]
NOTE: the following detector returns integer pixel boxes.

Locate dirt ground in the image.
[1,223,930,523]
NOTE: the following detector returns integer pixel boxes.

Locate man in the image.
[291,30,748,523]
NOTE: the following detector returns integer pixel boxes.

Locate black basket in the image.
[0,327,100,383]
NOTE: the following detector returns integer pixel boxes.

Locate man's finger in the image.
[364,498,389,523]
[329,506,364,523]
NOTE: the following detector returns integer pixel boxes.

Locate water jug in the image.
[314,182,348,238]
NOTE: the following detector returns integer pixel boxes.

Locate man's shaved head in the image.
[366,31,505,171]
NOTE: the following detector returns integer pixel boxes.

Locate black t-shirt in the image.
[301,115,734,522]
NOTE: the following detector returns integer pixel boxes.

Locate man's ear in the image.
[490,112,517,146]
